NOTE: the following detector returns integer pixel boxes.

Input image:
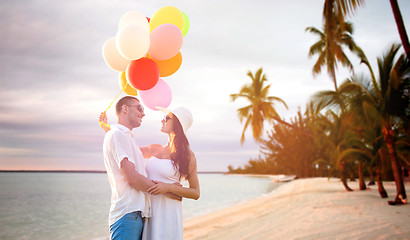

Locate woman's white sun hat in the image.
[156,106,193,134]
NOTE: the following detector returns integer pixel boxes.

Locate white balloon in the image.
[102,37,130,71]
[116,24,150,60]
[118,11,150,33]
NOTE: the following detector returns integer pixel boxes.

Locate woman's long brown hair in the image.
[169,113,190,180]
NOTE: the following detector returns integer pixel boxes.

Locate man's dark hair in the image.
[115,96,139,116]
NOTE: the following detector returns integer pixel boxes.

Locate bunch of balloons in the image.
[102,6,189,110]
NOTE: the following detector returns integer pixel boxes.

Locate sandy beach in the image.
[183,178,410,240]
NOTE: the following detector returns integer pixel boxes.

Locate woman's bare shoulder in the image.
[147,144,164,153]
[141,144,164,158]
[146,144,163,149]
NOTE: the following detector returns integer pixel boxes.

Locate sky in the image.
[0,0,409,172]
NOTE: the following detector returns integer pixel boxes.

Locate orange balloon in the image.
[119,72,138,96]
[148,52,182,77]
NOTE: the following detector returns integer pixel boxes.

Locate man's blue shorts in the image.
[110,211,144,240]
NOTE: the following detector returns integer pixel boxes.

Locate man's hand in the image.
[99,111,111,132]
[99,111,107,123]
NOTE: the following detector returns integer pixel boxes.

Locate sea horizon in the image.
[0,172,282,240]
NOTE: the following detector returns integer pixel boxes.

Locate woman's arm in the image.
[147,151,200,200]
[99,112,111,132]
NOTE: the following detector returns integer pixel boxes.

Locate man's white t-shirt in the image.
[103,124,150,226]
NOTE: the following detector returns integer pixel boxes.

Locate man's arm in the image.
[120,158,154,191]
[120,158,181,201]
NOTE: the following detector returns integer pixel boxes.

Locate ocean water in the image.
[0,172,283,240]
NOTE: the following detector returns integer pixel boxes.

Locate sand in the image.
[183,178,410,240]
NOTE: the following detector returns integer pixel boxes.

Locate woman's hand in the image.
[147,180,171,195]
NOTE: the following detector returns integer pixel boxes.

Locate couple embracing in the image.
[100,96,200,240]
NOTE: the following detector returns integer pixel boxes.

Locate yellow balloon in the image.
[150,6,184,32]
[119,72,138,96]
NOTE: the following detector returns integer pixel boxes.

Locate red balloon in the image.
[146,17,150,22]
[126,57,159,91]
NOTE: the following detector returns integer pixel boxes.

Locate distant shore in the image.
[0,170,227,174]
[183,177,410,240]
[0,170,107,173]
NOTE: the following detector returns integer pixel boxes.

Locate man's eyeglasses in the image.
[127,104,144,112]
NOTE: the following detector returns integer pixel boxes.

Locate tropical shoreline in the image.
[183,177,410,240]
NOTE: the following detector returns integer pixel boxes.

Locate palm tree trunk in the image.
[340,161,353,191]
[358,161,366,190]
[367,166,376,186]
[407,168,410,183]
[384,127,407,205]
[350,171,355,182]
[331,68,338,91]
[377,169,388,198]
[389,0,410,58]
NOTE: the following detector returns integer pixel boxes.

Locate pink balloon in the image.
[148,24,183,60]
[139,79,172,110]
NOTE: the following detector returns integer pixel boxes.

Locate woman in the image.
[99,106,200,240]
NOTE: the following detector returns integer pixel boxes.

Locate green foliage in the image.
[306,17,365,90]
[230,68,288,144]
[228,45,409,181]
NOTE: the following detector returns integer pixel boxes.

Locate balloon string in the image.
[105,88,124,112]
[99,88,124,129]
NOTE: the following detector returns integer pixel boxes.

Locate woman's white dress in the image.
[144,157,182,240]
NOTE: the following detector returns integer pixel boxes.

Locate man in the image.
[102,96,154,240]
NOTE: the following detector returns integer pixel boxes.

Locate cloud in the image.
[0,0,409,171]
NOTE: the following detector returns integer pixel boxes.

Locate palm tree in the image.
[322,0,364,37]
[306,20,364,91]
[343,43,409,204]
[325,110,355,191]
[311,87,357,191]
[323,0,410,59]
[338,77,387,193]
[230,68,288,144]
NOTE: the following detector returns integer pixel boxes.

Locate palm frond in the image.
[336,0,365,16]
[266,96,288,109]
[378,43,402,97]
[337,148,372,165]
[312,51,326,75]
[236,105,252,122]
[240,116,252,145]
[362,101,383,126]
[230,92,252,102]
[305,26,325,38]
